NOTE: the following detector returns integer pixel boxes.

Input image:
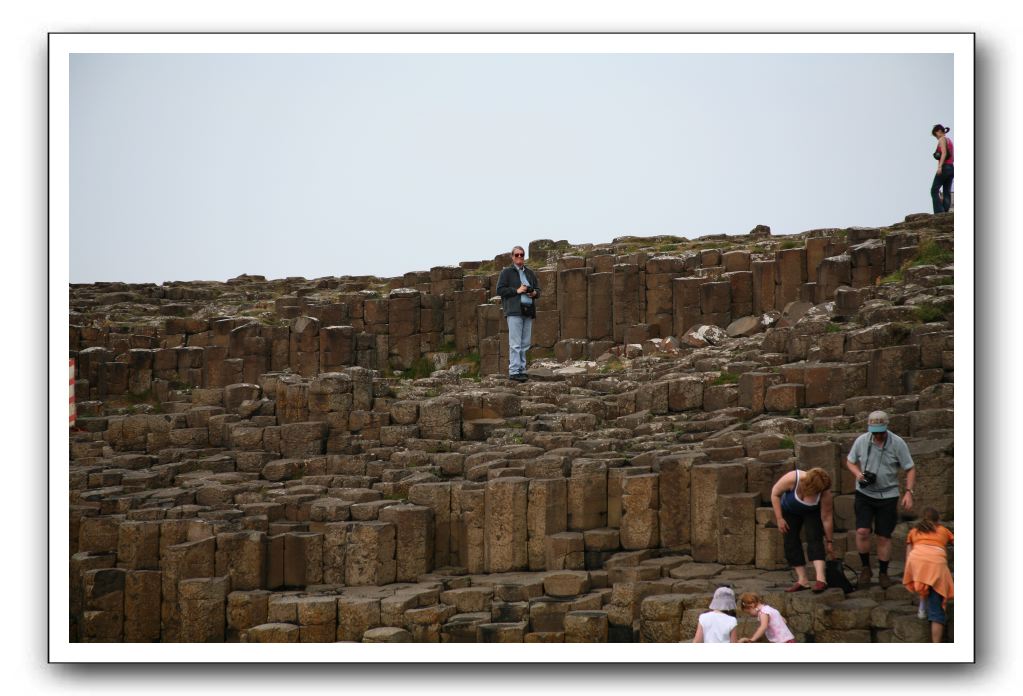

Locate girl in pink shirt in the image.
[737,592,796,643]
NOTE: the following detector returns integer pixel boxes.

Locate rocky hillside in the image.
[69,211,955,644]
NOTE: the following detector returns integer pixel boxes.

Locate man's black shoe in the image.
[510,373,528,382]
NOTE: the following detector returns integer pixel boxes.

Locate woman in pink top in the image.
[930,124,954,214]
[737,592,796,643]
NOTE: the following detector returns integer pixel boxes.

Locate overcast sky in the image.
[70,52,953,284]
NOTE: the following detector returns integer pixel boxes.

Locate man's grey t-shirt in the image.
[847,431,914,500]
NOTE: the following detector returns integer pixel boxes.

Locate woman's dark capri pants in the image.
[782,507,826,567]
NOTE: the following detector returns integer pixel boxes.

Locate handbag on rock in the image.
[825,558,858,594]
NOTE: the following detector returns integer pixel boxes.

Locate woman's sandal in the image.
[811,581,828,593]
[785,582,811,593]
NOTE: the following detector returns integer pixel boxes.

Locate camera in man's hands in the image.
[860,471,877,486]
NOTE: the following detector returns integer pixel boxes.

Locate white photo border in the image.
[49,31,974,664]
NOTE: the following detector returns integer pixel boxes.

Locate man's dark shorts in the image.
[854,491,898,537]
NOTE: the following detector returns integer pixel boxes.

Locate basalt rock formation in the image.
[68,212,955,644]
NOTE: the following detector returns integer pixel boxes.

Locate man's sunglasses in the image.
[513,253,524,257]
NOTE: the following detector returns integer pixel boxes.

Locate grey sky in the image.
[70,52,952,284]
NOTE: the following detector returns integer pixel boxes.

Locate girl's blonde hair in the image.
[738,592,762,610]
[798,467,832,496]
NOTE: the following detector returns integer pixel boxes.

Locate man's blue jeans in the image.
[506,314,533,376]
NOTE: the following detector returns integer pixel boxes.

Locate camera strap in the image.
[865,435,899,473]
[862,435,900,492]
[859,438,881,490]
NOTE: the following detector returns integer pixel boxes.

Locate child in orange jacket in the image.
[902,507,954,643]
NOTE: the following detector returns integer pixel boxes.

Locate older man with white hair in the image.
[845,410,916,588]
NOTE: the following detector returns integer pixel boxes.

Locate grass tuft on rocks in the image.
[712,371,740,386]
[399,357,435,380]
[915,300,954,323]
[880,269,903,285]
[910,240,953,268]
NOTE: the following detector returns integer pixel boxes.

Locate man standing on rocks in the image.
[496,245,540,382]
[845,410,916,589]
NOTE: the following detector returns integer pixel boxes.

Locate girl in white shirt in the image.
[737,592,796,643]
[692,587,738,643]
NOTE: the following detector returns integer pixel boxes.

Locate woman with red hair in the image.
[770,467,835,593]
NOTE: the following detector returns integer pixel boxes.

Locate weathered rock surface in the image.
[68,211,956,644]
